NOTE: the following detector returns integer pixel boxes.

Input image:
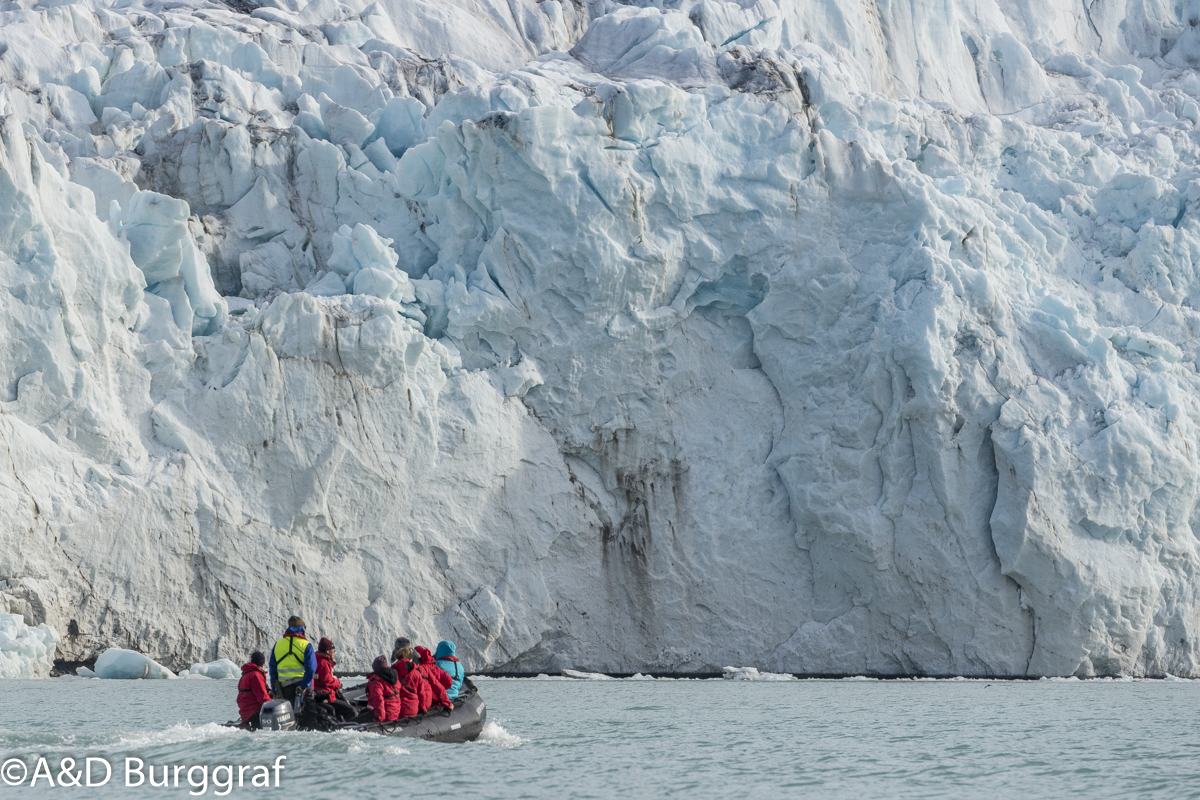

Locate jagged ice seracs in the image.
[2,0,1200,678]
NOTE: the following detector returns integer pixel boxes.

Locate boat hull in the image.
[348,691,487,742]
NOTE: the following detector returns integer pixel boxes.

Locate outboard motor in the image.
[258,699,297,731]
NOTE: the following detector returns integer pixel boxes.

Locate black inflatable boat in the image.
[233,678,487,743]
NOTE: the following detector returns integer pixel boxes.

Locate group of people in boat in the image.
[236,615,466,728]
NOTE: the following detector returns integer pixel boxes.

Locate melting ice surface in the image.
[0,678,1197,798]
[5,0,1200,679]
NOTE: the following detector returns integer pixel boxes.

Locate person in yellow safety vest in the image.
[269,615,317,706]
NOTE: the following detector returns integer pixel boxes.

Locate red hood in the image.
[415,646,434,665]
[316,652,336,667]
[241,663,264,676]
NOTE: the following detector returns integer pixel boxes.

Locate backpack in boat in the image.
[298,698,339,732]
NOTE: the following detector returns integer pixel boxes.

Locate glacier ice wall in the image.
[2,0,1200,677]
[0,613,59,677]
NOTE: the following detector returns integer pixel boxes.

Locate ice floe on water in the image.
[185,659,240,679]
[562,669,614,681]
[0,614,59,678]
[722,667,797,681]
[94,649,176,680]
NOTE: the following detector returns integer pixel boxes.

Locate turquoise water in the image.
[1,676,1197,798]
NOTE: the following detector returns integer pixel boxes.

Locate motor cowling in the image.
[259,699,297,731]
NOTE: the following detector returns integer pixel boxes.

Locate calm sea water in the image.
[0,676,1197,798]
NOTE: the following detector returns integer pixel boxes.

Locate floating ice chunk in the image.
[188,659,239,679]
[562,669,614,680]
[76,666,96,678]
[93,648,175,679]
[0,614,61,678]
[721,666,796,681]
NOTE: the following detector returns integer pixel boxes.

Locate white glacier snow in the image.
[2,0,1200,678]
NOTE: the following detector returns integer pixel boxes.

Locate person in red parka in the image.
[314,638,355,721]
[237,652,271,729]
[415,646,453,692]
[366,656,401,723]
[410,647,453,712]
[314,638,342,696]
[388,651,421,719]
[395,654,432,712]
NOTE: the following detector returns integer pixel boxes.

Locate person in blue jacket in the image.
[269,615,317,706]
[434,640,465,699]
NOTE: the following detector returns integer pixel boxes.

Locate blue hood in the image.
[434,641,456,659]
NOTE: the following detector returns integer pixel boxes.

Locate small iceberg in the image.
[562,669,614,680]
[0,613,60,677]
[94,648,175,679]
[722,666,796,681]
[187,659,239,679]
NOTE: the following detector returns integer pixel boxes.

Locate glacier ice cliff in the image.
[2,0,1200,677]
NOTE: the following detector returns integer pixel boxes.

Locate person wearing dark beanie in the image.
[269,614,315,705]
[237,653,270,728]
[314,638,353,721]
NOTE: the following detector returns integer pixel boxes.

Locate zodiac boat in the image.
[244,678,487,743]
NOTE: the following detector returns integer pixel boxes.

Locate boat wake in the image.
[474,723,525,748]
